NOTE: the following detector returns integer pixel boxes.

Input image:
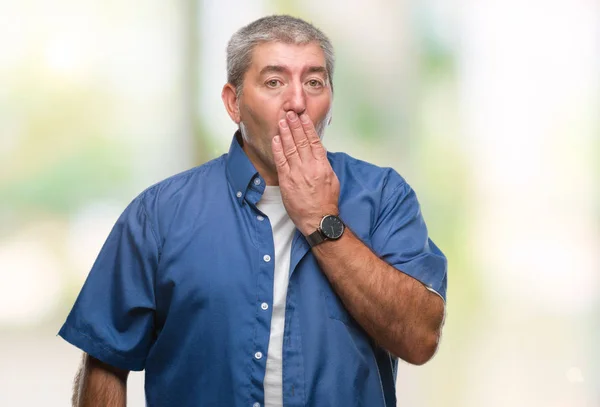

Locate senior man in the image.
[60,14,447,407]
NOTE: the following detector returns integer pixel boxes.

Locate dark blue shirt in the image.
[59,132,447,407]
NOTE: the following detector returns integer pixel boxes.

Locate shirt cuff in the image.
[58,322,146,371]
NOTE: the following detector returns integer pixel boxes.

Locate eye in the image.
[307,79,324,88]
[266,79,282,88]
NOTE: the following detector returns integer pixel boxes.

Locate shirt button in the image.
[261,302,269,310]
[257,215,264,221]
[253,403,260,407]
[236,191,242,198]
[263,254,271,262]
[254,178,261,185]
[254,351,263,360]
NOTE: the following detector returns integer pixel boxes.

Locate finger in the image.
[278,118,302,167]
[299,113,327,160]
[271,135,289,174]
[286,111,312,163]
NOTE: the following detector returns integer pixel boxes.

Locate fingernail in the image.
[273,135,280,143]
[300,114,309,123]
[286,111,297,121]
[279,119,288,128]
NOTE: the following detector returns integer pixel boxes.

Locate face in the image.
[223,41,333,181]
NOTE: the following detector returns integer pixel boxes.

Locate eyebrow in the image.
[306,66,327,75]
[258,65,328,77]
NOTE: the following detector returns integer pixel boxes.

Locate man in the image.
[60,15,447,407]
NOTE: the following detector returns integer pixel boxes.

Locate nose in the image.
[282,82,306,116]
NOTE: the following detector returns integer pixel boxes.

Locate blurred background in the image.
[1,0,598,406]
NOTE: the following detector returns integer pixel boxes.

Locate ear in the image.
[221,83,241,124]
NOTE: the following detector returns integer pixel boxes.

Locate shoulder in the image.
[136,154,227,206]
[327,150,409,199]
[119,155,227,247]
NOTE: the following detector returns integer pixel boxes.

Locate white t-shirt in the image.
[256,186,296,407]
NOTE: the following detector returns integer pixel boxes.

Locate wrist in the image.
[304,211,345,248]
[301,206,339,237]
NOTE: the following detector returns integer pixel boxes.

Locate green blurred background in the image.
[1,1,598,406]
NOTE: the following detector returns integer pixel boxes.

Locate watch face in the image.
[320,215,345,239]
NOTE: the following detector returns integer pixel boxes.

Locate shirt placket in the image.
[246,177,275,407]
[281,229,310,407]
[243,177,311,407]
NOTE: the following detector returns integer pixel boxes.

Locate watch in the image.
[306,214,345,248]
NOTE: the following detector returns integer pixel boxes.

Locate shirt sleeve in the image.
[58,193,160,371]
[370,173,447,302]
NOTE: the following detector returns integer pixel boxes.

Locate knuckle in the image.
[305,128,318,139]
[275,157,288,167]
[284,147,298,156]
[296,139,310,149]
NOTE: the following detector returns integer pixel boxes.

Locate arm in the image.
[312,226,445,365]
[59,194,159,404]
[72,353,129,407]
[270,111,446,365]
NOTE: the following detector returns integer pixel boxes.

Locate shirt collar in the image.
[226,130,261,205]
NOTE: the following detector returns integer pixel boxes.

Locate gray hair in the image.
[226,15,335,99]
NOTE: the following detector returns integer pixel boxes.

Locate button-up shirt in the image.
[59,132,447,407]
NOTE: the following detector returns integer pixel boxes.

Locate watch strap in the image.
[306,229,327,247]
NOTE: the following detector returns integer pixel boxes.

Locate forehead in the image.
[248,41,326,74]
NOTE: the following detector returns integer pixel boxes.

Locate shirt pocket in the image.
[321,288,376,348]
[321,288,354,326]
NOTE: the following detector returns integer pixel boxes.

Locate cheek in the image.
[310,108,326,122]
[245,105,273,131]
[248,99,283,128]
[258,95,284,117]
[308,96,332,123]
